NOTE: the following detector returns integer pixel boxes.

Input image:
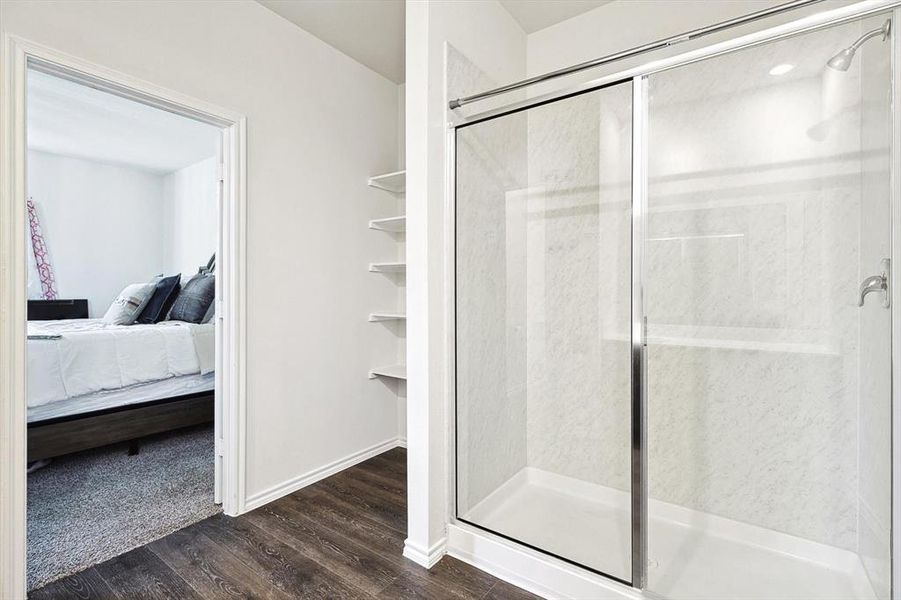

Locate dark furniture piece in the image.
[28,391,214,461]
[28,298,89,321]
[27,299,214,460]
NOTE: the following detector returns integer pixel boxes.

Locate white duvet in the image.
[27,319,215,408]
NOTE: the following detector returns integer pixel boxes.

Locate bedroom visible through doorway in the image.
[24,64,223,591]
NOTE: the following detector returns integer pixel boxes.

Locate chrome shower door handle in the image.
[859,258,891,308]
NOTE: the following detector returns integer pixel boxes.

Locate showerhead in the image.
[826,19,891,72]
[826,47,855,72]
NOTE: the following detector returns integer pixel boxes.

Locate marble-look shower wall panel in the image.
[453,45,530,513]
[524,84,633,491]
[646,21,864,550]
[647,345,857,549]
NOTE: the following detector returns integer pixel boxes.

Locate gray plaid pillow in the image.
[168,273,215,323]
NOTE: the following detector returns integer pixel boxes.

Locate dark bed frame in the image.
[27,391,214,461]
[26,298,215,462]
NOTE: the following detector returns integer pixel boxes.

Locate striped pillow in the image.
[102,282,155,325]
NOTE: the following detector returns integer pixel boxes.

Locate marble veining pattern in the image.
[453,45,529,512]
[524,85,632,492]
[644,28,866,551]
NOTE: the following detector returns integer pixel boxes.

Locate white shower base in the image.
[462,469,875,600]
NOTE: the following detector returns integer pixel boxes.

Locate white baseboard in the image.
[396,437,407,448]
[403,536,447,568]
[243,437,404,512]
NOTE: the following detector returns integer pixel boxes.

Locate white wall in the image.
[405,0,526,565]
[25,150,165,317]
[394,83,407,444]
[397,83,406,168]
[162,156,218,278]
[26,151,220,318]
[2,0,402,506]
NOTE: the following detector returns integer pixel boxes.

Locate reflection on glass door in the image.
[455,80,634,581]
[645,14,893,600]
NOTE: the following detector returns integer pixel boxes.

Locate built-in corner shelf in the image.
[369,215,406,232]
[369,312,406,322]
[367,170,406,194]
[369,262,406,273]
[368,168,406,383]
[368,364,407,380]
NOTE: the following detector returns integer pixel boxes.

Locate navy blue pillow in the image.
[136,274,181,324]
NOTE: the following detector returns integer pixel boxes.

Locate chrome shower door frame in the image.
[450,76,638,587]
[890,7,901,597]
[630,74,648,589]
[447,0,901,593]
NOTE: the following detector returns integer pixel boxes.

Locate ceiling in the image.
[499,0,613,34]
[27,70,220,174]
[258,0,405,83]
[256,0,613,84]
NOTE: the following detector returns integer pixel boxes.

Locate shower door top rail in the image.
[448,0,822,110]
[449,0,900,129]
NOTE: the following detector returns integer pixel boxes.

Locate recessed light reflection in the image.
[769,63,795,76]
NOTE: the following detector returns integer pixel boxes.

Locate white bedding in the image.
[27,319,215,408]
[27,372,215,423]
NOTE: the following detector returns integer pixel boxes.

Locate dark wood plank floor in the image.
[29,448,541,600]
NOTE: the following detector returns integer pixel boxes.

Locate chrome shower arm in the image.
[826,19,891,71]
[848,20,891,51]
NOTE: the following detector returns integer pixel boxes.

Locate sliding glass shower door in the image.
[455,81,634,582]
[644,14,893,600]
[454,11,893,600]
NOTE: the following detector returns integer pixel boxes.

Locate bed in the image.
[27,318,215,461]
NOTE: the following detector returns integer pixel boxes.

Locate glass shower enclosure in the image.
[453,9,894,600]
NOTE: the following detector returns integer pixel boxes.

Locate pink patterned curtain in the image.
[26,197,58,300]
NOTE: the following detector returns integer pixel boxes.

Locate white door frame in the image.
[0,35,248,599]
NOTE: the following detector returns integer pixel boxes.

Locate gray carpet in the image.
[27,424,221,591]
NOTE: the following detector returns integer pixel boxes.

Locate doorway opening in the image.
[0,42,246,597]
[24,64,224,590]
